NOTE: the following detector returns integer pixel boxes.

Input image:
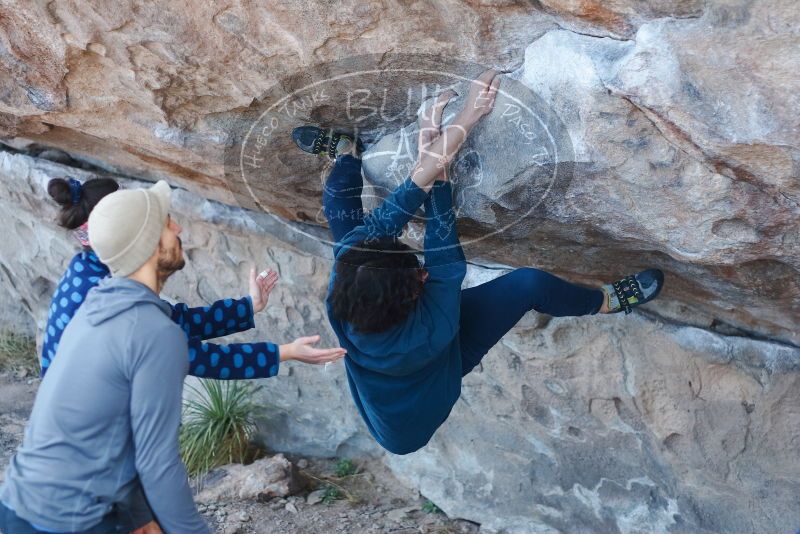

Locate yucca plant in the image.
[179,379,263,478]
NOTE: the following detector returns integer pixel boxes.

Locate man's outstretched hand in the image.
[249,266,279,313]
[279,335,347,364]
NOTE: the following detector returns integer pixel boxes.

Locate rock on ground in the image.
[195,454,299,503]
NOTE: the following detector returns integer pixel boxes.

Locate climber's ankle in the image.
[598,287,611,314]
[337,137,356,157]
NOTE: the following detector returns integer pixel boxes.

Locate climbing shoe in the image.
[601,269,664,314]
[291,126,363,159]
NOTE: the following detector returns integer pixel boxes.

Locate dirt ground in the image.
[197,456,480,534]
[0,371,38,486]
[0,372,479,534]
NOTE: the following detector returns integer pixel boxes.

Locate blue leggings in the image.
[324,156,604,376]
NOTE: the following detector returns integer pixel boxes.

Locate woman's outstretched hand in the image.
[279,335,347,364]
[249,266,279,313]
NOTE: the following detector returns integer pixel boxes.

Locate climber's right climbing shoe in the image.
[601,269,664,314]
[291,126,362,159]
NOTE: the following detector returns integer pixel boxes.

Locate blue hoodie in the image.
[42,249,280,380]
[1,277,210,533]
[327,179,467,455]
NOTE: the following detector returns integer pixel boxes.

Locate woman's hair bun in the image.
[47,178,73,207]
[47,176,119,230]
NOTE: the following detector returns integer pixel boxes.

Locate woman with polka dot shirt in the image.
[43,177,345,382]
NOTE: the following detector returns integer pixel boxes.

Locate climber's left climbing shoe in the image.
[601,269,664,314]
[291,126,363,159]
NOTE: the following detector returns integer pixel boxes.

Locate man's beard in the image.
[156,236,185,284]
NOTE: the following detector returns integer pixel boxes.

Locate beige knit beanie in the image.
[88,180,172,277]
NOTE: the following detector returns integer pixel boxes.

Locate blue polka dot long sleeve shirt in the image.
[41,250,280,380]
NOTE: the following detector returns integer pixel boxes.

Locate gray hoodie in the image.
[0,277,209,533]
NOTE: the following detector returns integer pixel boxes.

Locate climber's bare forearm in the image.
[411,113,478,192]
[411,70,499,192]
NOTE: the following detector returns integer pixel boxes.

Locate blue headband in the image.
[67,178,82,205]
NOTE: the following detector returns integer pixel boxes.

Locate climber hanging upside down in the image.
[291,70,665,455]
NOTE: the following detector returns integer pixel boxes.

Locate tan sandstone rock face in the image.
[0,0,553,194]
[0,0,797,345]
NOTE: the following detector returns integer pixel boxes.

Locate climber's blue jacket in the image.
[41,249,280,380]
[327,179,467,455]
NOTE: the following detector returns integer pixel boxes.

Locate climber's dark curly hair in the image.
[329,237,425,334]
